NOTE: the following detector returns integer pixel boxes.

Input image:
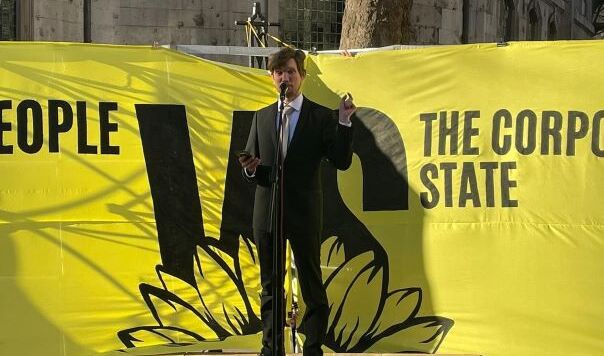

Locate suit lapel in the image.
[266,102,278,148]
[287,97,311,155]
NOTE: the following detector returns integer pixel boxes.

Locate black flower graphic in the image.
[117,105,453,353]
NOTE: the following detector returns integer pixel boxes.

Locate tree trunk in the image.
[339,0,413,49]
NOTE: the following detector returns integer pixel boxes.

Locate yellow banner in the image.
[0,42,274,355]
[303,40,604,355]
[0,41,603,356]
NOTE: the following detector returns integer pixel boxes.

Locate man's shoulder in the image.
[303,97,333,115]
[256,102,277,115]
[254,97,332,116]
[303,97,324,108]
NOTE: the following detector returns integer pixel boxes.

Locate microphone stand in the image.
[267,85,287,356]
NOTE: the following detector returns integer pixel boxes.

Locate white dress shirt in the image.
[278,93,304,143]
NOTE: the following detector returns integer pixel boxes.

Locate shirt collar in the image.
[280,93,303,112]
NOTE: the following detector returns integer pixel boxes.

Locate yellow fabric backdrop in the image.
[303,40,604,355]
[0,40,603,356]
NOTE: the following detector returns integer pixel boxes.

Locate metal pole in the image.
[83,0,91,43]
[235,2,280,68]
[260,0,268,68]
[15,0,21,40]
[569,0,574,39]
[269,95,287,356]
[262,0,269,23]
[461,0,470,43]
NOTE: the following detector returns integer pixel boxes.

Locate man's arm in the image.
[323,94,356,170]
[323,111,354,170]
[239,111,271,186]
[240,112,261,182]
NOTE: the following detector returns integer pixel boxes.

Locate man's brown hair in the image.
[267,47,306,76]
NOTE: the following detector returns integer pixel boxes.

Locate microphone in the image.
[279,82,288,100]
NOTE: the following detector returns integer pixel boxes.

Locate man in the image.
[239,47,356,356]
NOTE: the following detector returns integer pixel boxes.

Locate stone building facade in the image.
[0,0,597,62]
[1,0,279,46]
[418,0,596,45]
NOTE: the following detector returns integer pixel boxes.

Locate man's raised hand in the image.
[339,92,357,124]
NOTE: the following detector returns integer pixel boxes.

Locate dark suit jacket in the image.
[244,96,354,235]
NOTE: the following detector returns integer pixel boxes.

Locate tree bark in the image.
[340,0,413,49]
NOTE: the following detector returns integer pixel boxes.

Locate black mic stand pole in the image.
[267,85,287,356]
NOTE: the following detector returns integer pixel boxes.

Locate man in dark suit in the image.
[239,47,356,356]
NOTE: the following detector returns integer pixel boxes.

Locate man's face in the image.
[271,58,305,101]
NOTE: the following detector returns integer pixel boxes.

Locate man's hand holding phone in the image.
[237,150,261,175]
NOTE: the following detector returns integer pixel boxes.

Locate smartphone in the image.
[235,150,252,159]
